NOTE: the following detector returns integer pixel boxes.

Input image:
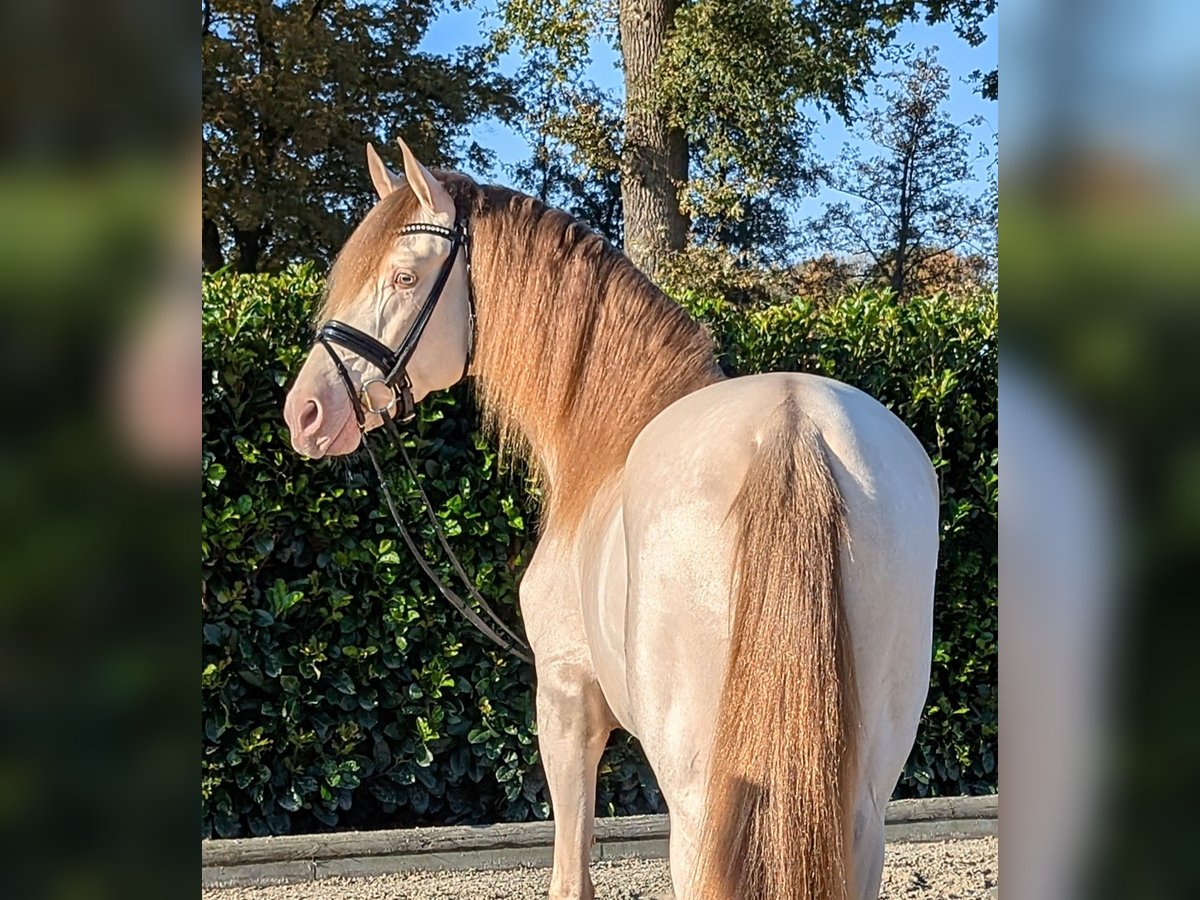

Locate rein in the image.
[313,212,532,664]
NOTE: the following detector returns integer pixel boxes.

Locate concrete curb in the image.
[203,794,996,888]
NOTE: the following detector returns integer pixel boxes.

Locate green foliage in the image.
[662,0,879,221]
[508,78,625,245]
[657,244,802,306]
[203,266,996,837]
[490,0,606,83]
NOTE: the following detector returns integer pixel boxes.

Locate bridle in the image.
[310,209,532,664]
[315,217,474,426]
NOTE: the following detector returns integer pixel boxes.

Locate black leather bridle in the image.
[315,217,474,426]
[310,211,532,664]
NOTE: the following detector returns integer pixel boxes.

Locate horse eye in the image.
[394,271,417,287]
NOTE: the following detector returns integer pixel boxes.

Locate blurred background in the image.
[1003,0,1200,897]
[0,0,1194,896]
[0,2,197,899]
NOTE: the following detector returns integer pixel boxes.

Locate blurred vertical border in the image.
[1002,0,1200,897]
[0,2,197,898]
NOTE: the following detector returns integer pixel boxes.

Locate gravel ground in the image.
[205,837,997,899]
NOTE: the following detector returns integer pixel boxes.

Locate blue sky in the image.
[419,5,997,229]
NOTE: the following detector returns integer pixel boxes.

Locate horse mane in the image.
[322,173,722,530]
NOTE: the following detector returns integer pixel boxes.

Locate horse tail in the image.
[695,395,858,899]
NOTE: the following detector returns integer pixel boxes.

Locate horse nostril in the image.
[299,399,321,434]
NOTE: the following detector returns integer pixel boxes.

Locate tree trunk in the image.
[619,0,688,279]
[890,239,907,299]
[892,146,915,300]
[233,225,266,274]
[202,216,225,272]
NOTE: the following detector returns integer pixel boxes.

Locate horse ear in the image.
[397,137,455,219]
[366,142,403,200]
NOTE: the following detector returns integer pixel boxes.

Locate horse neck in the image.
[467,193,721,529]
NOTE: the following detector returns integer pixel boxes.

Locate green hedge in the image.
[202,264,996,838]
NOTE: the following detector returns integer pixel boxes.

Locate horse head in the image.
[283,139,474,458]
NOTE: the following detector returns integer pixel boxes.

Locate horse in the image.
[282,138,938,900]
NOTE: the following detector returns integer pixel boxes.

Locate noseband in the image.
[309,211,532,664]
[315,216,475,426]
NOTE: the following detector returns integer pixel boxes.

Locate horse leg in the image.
[535,663,613,900]
[633,676,722,899]
[665,780,708,899]
[520,550,615,900]
[658,746,888,900]
[851,791,886,900]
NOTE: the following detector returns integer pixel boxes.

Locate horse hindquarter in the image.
[619,373,937,900]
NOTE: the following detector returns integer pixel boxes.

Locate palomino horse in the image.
[283,139,938,899]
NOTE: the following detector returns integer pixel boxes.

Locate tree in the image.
[806,48,994,300]
[508,75,624,245]
[791,254,864,305]
[619,0,689,274]
[202,0,515,272]
[492,0,996,277]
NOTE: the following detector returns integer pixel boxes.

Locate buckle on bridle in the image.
[359,375,416,424]
[360,377,399,415]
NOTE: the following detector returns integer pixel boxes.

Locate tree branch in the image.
[307,0,328,27]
